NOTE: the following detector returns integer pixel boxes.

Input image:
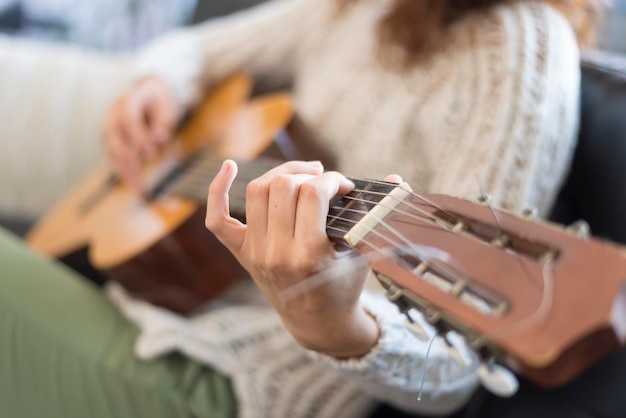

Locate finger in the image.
[104,108,145,194]
[267,173,317,241]
[106,132,145,194]
[383,174,403,184]
[122,94,158,159]
[294,171,355,241]
[206,160,247,252]
[245,161,324,240]
[147,91,178,144]
[254,160,324,184]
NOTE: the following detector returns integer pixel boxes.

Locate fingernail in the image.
[220,160,232,174]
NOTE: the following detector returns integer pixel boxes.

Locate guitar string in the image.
[176,161,556,321]
[327,205,469,281]
[159,151,453,225]
[329,202,557,337]
[283,213,462,301]
[485,257,555,339]
[329,204,555,331]
[171,161,488,382]
[174,168,458,224]
[285,197,556,355]
[418,334,438,402]
[280,225,456,404]
[327,206,483,296]
[472,174,546,296]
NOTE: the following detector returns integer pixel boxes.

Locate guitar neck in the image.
[327,179,400,243]
[158,152,399,243]
[158,154,282,217]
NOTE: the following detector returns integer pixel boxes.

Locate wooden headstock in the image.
[330,181,626,391]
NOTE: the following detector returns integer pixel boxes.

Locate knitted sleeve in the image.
[306,286,481,416]
[304,3,581,414]
[132,0,322,108]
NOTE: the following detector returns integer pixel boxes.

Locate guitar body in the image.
[27,74,294,314]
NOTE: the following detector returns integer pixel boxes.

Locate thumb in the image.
[205,160,247,253]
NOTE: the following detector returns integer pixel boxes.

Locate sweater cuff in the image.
[131,29,204,109]
[303,291,408,372]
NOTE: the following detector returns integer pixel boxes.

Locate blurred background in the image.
[602,0,626,52]
[0,0,265,51]
[0,0,624,53]
[0,0,624,236]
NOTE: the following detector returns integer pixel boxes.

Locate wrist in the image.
[284,305,380,359]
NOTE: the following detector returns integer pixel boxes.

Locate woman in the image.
[2,0,599,417]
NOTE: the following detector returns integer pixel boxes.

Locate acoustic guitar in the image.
[27,73,294,313]
[27,74,626,394]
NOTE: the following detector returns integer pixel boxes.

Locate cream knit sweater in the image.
[107,1,582,417]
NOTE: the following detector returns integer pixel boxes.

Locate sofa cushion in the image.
[550,50,626,244]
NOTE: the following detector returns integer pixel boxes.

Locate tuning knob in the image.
[477,194,492,205]
[444,332,474,367]
[478,362,519,397]
[522,207,538,220]
[404,311,435,342]
[567,219,590,238]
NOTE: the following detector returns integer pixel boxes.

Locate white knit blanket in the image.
[107,280,378,418]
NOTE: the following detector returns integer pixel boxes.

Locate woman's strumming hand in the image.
[103,76,182,194]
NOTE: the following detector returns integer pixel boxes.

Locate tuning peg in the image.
[443,332,474,367]
[477,194,492,205]
[566,219,590,238]
[522,207,538,220]
[478,362,519,397]
[404,311,435,342]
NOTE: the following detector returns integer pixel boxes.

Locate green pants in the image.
[0,228,237,418]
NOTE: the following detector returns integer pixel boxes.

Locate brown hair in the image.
[338,0,604,68]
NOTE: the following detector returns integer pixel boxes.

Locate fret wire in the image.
[328,181,376,231]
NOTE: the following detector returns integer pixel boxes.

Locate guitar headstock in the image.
[334,181,626,393]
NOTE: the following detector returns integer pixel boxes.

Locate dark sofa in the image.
[551,51,626,243]
[458,49,626,418]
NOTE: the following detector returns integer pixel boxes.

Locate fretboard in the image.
[154,152,282,218]
[154,152,397,243]
[326,179,398,242]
